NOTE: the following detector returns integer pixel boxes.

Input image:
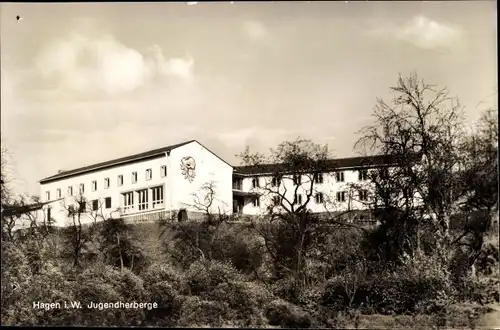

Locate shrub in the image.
[321,268,452,315]
[145,281,184,326]
[177,296,230,327]
[210,224,265,275]
[75,264,147,326]
[458,275,500,305]
[141,262,187,293]
[264,299,312,328]
[186,260,244,295]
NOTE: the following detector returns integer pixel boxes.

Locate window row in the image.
[250,169,380,189]
[45,166,168,201]
[252,190,370,208]
[68,196,112,214]
[122,186,164,213]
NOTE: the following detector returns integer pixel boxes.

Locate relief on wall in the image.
[180,156,196,183]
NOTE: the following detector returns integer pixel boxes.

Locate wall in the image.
[168,141,233,216]
[39,156,170,227]
[238,167,406,215]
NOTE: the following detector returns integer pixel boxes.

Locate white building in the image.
[39,140,233,226]
[39,139,417,227]
[232,154,411,222]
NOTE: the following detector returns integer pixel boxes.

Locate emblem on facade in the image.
[180,156,196,183]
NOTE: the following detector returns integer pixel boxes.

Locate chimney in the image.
[58,169,65,174]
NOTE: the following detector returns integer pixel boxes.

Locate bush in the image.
[321,269,452,315]
[210,224,265,275]
[177,296,230,327]
[264,299,312,328]
[186,260,245,295]
[141,262,187,293]
[75,264,147,326]
[457,275,500,305]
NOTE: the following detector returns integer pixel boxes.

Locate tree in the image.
[61,194,94,270]
[355,73,467,263]
[451,109,499,278]
[238,138,337,279]
[163,181,232,267]
[100,217,147,272]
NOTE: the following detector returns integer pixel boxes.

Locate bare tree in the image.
[167,181,231,263]
[239,138,346,279]
[188,181,229,225]
[355,73,467,261]
[61,194,95,269]
[451,109,499,276]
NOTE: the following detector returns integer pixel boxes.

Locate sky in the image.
[0,1,497,197]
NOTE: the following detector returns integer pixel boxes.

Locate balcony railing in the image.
[122,209,169,224]
[121,202,164,215]
[232,182,243,190]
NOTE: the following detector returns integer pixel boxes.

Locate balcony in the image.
[121,202,164,216]
[121,209,169,224]
[232,181,243,190]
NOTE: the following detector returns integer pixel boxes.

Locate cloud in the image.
[243,20,268,41]
[370,15,463,49]
[34,29,195,95]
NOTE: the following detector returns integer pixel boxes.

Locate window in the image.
[123,192,134,212]
[358,170,369,181]
[138,189,149,211]
[233,178,243,190]
[132,172,138,184]
[118,175,124,186]
[104,178,110,189]
[79,183,85,193]
[294,194,303,205]
[68,186,73,196]
[45,191,50,201]
[105,197,112,209]
[79,201,86,213]
[271,176,281,187]
[92,180,97,191]
[314,173,324,184]
[146,168,152,181]
[92,199,99,211]
[272,196,281,206]
[380,168,389,179]
[253,196,260,207]
[336,191,346,202]
[252,177,260,188]
[315,192,324,204]
[56,188,61,198]
[152,186,164,208]
[160,165,167,178]
[359,190,368,201]
[293,175,302,185]
[335,172,345,182]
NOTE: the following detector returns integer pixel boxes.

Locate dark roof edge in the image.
[233,163,396,177]
[232,153,411,176]
[39,140,196,184]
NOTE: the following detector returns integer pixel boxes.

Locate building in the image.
[39,139,417,227]
[39,140,233,226]
[232,154,401,221]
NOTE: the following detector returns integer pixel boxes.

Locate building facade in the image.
[231,154,420,223]
[39,140,233,226]
[39,140,415,227]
